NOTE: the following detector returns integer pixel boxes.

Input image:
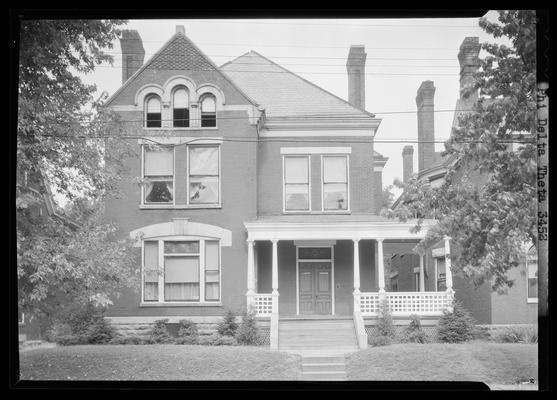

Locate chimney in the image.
[346,45,366,110]
[458,37,481,100]
[119,30,145,84]
[402,145,414,183]
[176,25,185,35]
[416,81,436,172]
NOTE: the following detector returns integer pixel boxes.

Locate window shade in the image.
[173,88,189,108]
[285,157,308,183]
[144,147,173,176]
[146,97,161,113]
[144,241,159,270]
[323,156,347,182]
[201,95,216,113]
[205,241,219,270]
[165,257,199,283]
[189,147,219,175]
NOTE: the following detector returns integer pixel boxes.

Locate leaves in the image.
[386,11,536,292]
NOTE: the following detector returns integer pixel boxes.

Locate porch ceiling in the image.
[244,215,437,241]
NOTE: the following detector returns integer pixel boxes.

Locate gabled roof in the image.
[105,31,259,108]
[220,51,375,119]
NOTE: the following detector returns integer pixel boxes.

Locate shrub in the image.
[369,335,392,347]
[196,334,238,346]
[437,301,476,343]
[45,322,73,343]
[177,319,198,340]
[235,309,260,345]
[85,317,116,344]
[108,335,149,345]
[217,310,238,337]
[149,319,173,344]
[402,314,428,344]
[377,298,396,339]
[472,325,491,341]
[493,326,538,343]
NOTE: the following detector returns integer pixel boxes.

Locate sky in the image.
[80,12,507,200]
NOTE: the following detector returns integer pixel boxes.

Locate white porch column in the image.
[353,238,361,314]
[271,239,279,314]
[444,236,454,312]
[419,254,425,292]
[377,238,386,294]
[246,240,255,310]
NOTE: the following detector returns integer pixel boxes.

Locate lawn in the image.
[346,342,538,386]
[19,345,302,381]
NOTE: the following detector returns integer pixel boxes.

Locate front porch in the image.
[244,218,455,350]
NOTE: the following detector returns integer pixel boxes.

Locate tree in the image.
[384,11,537,292]
[16,20,138,323]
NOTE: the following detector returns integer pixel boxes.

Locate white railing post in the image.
[444,236,454,312]
[419,254,425,292]
[353,237,361,297]
[246,240,255,311]
[270,239,279,350]
[377,238,386,296]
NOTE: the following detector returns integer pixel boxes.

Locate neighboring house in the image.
[391,37,538,325]
[102,26,462,350]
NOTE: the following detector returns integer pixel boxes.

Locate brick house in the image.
[102,26,464,351]
[392,37,538,326]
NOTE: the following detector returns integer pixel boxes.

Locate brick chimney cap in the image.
[120,29,142,40]
[176,25,186,35]
[402,145,414,155]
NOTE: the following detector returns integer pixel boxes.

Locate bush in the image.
[149,319,173,344]
[472,325,491,341]
[196,334,238,346]
[217,309,238,337]
[369,335,392,347]
[108,335,149,345]
[493,326,538,343]
[377,298,396,339]
[235,309,260,345]
[402,314,428,344]
[45,322,73,343]
[437,301,476,343]
[177,319,198,340]
[85,317,116,344]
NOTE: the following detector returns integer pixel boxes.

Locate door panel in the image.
[298,261,332,315]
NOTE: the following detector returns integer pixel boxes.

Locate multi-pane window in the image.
[527,246,538,302]
[143,145,174,204]
[145,95,162,128]
[284,156,310,211]
[142,239,220,303]
[322,155,348,211]
[200,95,217,127]
[436,258,446,291]
[173,88,189,127]
[188,146,220,205]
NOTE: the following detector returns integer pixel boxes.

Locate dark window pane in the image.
[174,108,189,127]
[164,241,199,254]
[201,113,216,127]
[145,180,173,203]
[298,247,332,260]
[146,113,161,128]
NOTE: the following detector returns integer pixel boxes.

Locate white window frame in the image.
[171,86,190,129]
[140,145,176,207]
[526,249,538,304]
[140,236,222,306]
[144,94,162,129]
[321,154,350,213]
[199,93,218,128]
[295,245,335,316]
[283,154,312,213]
[186,144,222,208]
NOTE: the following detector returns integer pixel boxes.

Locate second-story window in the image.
[143,145,174,204]
[284,156,310,211]
[188,145,220,205]
[145,95,162,128]
[322,155,348,211]
[200,94,217,127]
[173,88,189,127]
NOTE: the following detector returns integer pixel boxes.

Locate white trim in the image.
[260,129,376,138]
[321,154,350,213]
[161,76,198,103]
[373,166,384,172]
[295,245,335,316]
[293,240,337,246]
[134,84,164,107]
[186,144,222,208]
[280,147,352,155]
[130,222,232,247]
[140,144,176,207]
[431,247,445,258]
[282,154,311,213]
[138,137,223,146]
[196,83,226,109]
[106,316,226,324]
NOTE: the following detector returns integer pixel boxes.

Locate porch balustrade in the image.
[359,291,451,316]
[252,293,274,317]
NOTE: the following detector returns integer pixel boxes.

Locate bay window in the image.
[142,238,221,303]
[322,155,349,211]
[143,145,174,204]
[188,145,220,205]
[284,156,310,211]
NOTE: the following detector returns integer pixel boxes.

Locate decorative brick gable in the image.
[147,34,216,72]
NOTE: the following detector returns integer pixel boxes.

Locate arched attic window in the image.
[200,94,217,127]
[145,95,162,128]
[173,87,190,128]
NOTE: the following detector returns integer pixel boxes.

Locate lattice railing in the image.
[359,291,450,315]
[252,293,273,317]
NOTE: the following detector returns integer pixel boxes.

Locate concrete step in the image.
[280,339,357,345]
[302,356,346,363]
[280,346,358,352]
[301,371,347,380]
[302,363,346,372]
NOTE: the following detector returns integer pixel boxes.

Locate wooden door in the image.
[299,262,332,315]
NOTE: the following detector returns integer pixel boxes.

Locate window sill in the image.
[140,302,223,307]
[527,298,538,304]
[140,204,222,210]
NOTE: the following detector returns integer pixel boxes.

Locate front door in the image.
[299,262,332,314]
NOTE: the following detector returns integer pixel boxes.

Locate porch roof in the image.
[244,215,437,241]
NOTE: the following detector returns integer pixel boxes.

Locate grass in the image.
[19,345,302,381]
[346,342,538,386]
